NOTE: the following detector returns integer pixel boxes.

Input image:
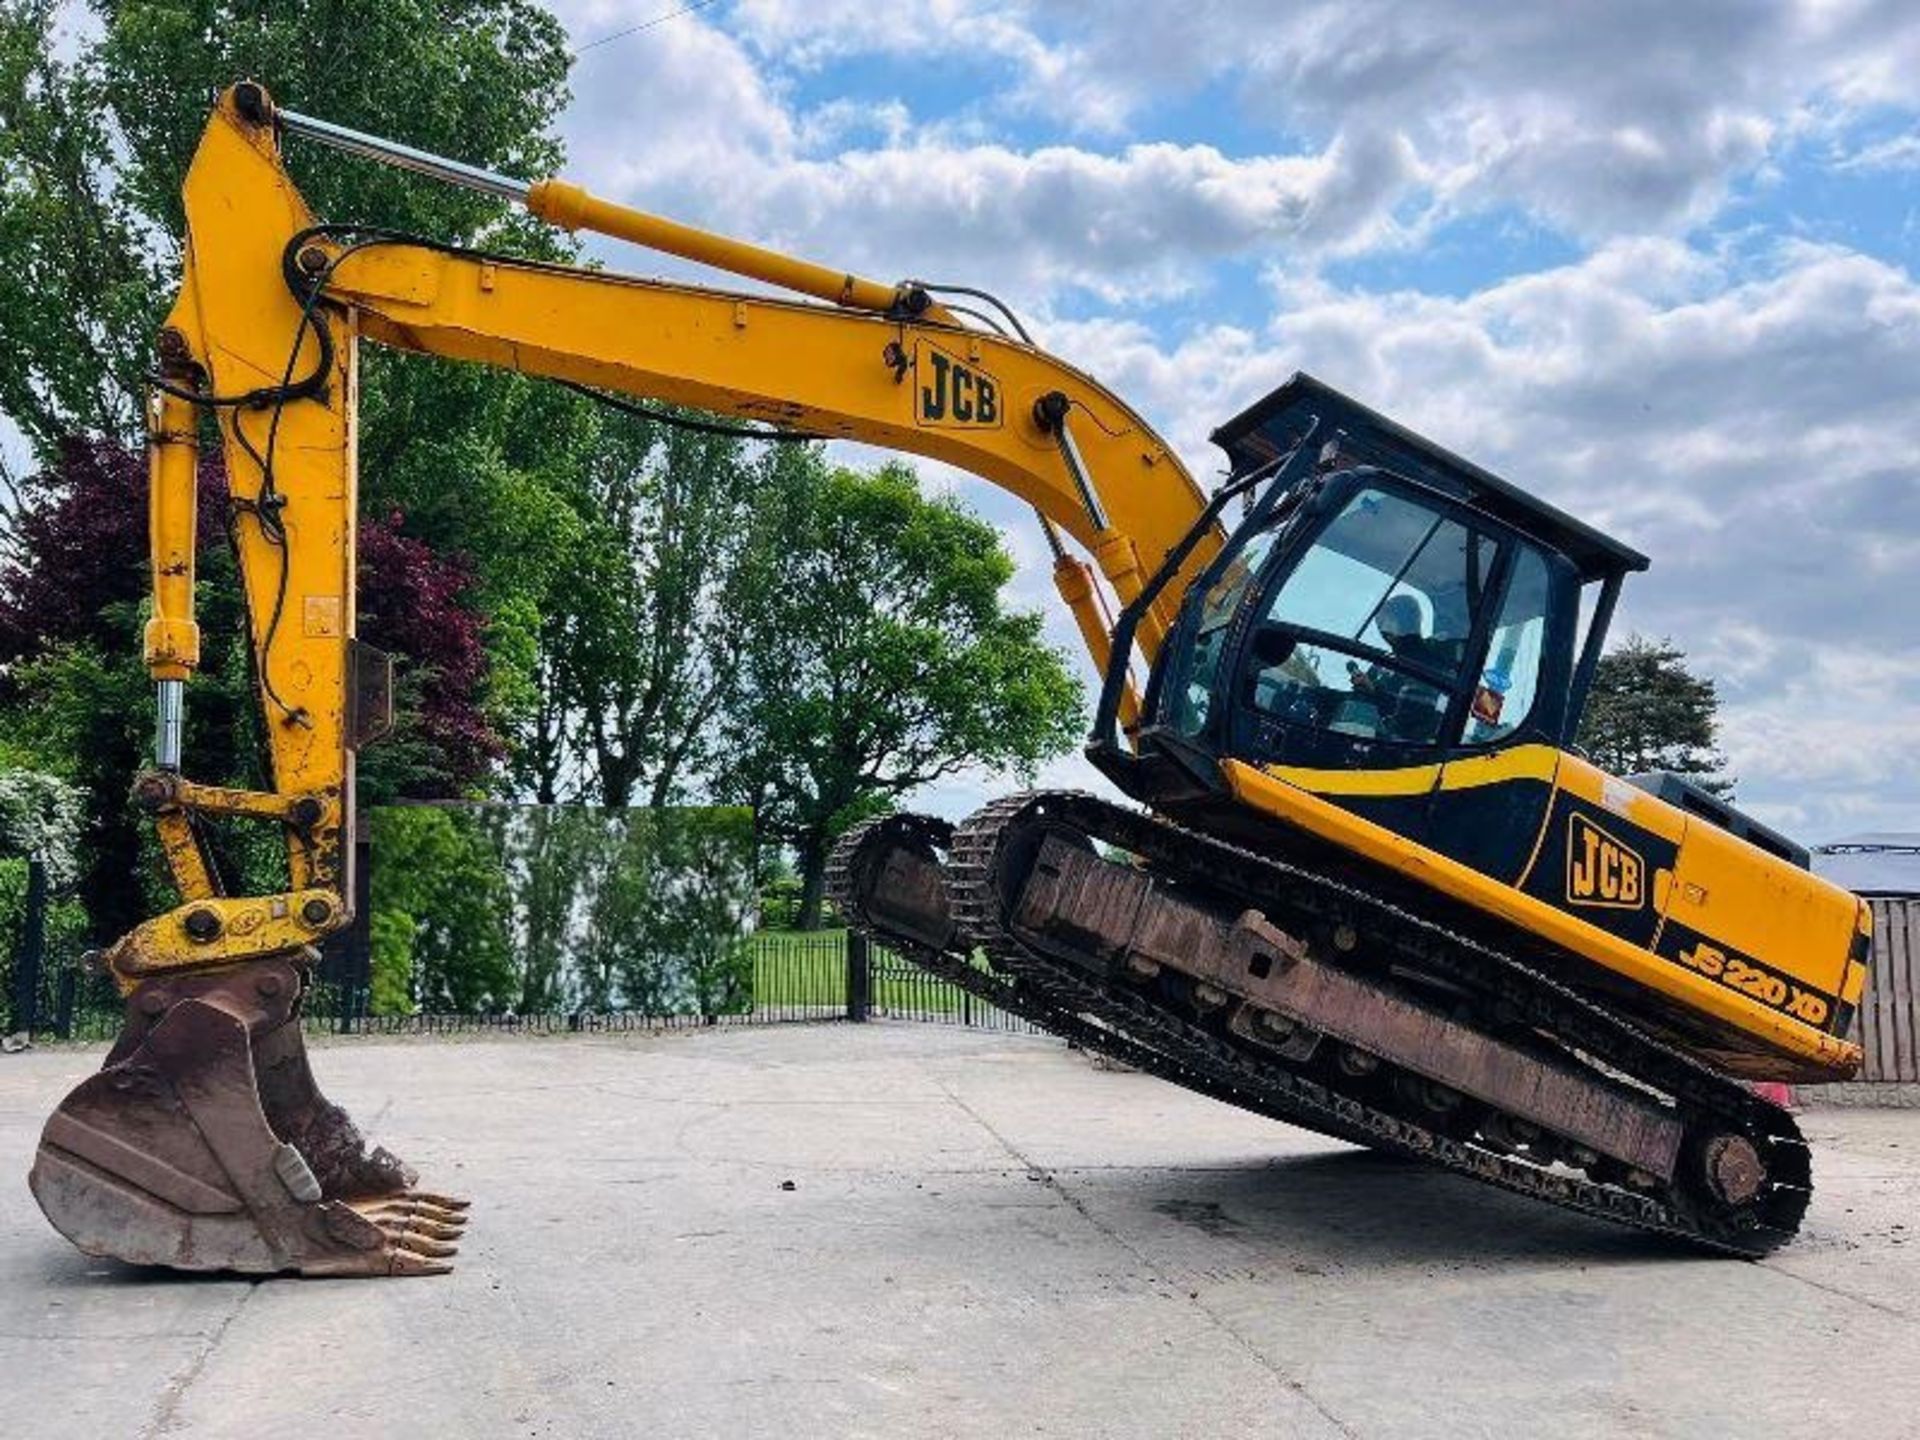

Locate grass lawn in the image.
[749,929,980,1015]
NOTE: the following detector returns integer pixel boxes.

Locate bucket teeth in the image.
[29,958,466,1279]
[390,1231,460,1260]
[383,1251,456,1278]
[403,1190,471,1211]
[352,1198,469,1237]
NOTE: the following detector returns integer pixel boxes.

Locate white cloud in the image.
[537,3,1920,838]
[1027,239,1920,838]
[1835,131,1920,173]
[708,0,1920,251]
[552,7,1423,304]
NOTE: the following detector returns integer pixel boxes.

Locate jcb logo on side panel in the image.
[914,342,1002,429]
[1566,812,1645,910]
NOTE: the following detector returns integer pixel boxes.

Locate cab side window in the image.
[1461,544,1550,744]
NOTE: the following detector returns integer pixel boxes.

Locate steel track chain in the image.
[835,804,1780,1254]
[934,791,1807,1256]
[824,814,1380,1149]
[1067,792,1812,1230]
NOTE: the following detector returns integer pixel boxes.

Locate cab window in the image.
[1460,542,1550,744]
[1265,487,1492,672]
[1245,487,1494,747]
[1167,523,1285,738]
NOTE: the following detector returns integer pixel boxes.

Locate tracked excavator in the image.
[31,84,1871,1276]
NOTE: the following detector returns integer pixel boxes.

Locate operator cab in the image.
[1102,375,1648,827]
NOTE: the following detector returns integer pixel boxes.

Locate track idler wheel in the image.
[29,956,466,1277]
[1699,1133,1767,1208]
[826,812,957,949]
[1676,1118,1808,1243]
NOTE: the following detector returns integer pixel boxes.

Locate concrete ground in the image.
[3,1024,1917,1440]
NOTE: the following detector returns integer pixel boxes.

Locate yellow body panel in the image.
[1549,755,1860,1036]
[1227,755,1864,1080]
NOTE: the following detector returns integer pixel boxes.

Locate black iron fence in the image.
[304,927,1045,1037]
[4,860,122,1043]
[4,873,1043,1043]
[869,943,1043,1033]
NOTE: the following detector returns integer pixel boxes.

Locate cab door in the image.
[1222,481,1501,850]
[1428,541,1572,883]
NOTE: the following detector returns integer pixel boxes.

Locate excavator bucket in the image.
[29,953,465,1276]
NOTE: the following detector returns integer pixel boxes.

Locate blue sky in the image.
[11,2,1908,839]
[541,0,1920,841]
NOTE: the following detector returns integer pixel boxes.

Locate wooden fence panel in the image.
[1855,899,1919,1083]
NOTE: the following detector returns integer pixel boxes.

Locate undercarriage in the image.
[828,792,1810,1256]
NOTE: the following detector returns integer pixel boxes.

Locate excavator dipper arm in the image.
[31,83,1221,1276]
[153,85,1216,942]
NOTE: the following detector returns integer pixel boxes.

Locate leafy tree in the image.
[354,364,601,777]
[663,807,757,1017]
[0,441,497,935]
[366,907,415,1017]
[0,764,82,884]
[500,804,601,1012]
[0,0,572,461]
[1577,634,1734,797]
[578,812,659,1012]
[356,509,503,802]
[724,458,1085,928]
[0,1,155,468]
[0,742,92,1032]
[543,420,809,807]
[0,855,93,1033]
[577,807,755,1016]
[0,440,244,934]
[368,802,755,1017]
[366,805,514,1012]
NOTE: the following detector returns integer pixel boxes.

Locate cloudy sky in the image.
[542,0,1920,841]
[22,1,1912,841]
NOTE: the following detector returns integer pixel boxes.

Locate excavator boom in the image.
[143,84,1219,930]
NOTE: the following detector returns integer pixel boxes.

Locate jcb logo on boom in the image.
[915,343,1002,429]
[1566,813,1645,910]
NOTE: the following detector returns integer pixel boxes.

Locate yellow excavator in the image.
[31,84,1871,1276]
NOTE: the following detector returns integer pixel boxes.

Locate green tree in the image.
[579,807,755,1016]
[0,2,154,466]
[725,458,1085,928]
[669,808,757,1017]
[1577,634,1734,796]
[546,422,812,807]
[366,907,415,1016]
[0,0,572,462]
[500,805,601,1011]
[0,750,85,883]
[0,743,102,1031]
[366,806,515,1012]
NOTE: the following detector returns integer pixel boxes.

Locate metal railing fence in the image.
[6,889,1043,1043]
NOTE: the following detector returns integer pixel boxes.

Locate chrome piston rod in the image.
[154,679,184,772]
[273,103,530,203]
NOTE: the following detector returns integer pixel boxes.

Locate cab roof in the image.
[1210,372,1649,582]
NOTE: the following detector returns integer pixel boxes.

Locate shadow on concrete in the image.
[1089,1149,1708,1268]
[27,1248,263,1292]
